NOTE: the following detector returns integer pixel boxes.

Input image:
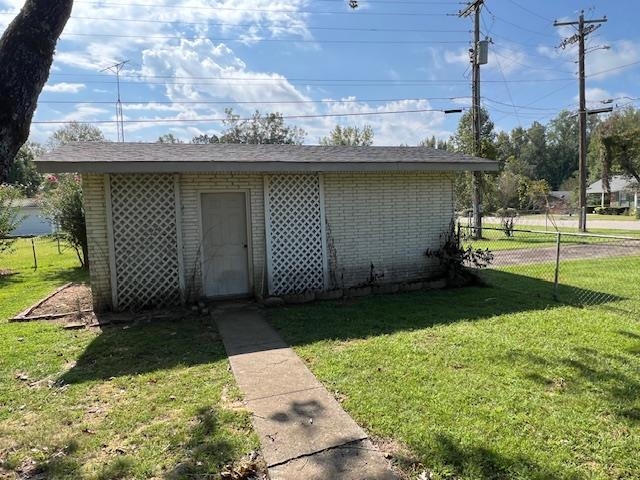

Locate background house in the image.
[587,175,639,209]
[38,143,497,311]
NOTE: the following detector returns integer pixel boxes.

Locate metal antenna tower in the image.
[101,60,129,142]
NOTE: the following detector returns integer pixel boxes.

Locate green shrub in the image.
[594,206,627,215]
[0,184,24,254]
[41,174,88,268]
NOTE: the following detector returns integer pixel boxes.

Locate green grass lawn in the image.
[0,319,259,479]
[270,257,640,480]
[0,237,88,320]
[0,238,260,478]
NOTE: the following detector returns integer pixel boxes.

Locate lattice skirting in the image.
[265,174,328,295]
[109,173,181,309]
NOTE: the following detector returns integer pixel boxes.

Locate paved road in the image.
[490,242,640,267]
[482,216,640,231]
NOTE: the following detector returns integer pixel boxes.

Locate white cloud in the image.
[444,49,470,66]
[139,38,314,115]
[296,97,451,146]
[43,82,86,93]
[445,43,530,76]
[575,87,634,109]
[538,38,640,79]
[588,40,640,78]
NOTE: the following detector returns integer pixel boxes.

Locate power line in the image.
[0,14,465,32]
[483,97,572,112]
[484,4,556,38]
[490,47,575,74]
[35,96,471,106]
[42,76,576,86]
[505,0,552,23]
[38,3,454,17]
[589,59,640,78]
[31,107,465,125]
[55,32,467,45]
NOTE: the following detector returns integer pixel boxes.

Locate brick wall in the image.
[82,173,112,310]
[323,172,453,288]
[179,173,266,299]
[83,171,453,308]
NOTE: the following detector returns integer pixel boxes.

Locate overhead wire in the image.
[36,96,471,106]
[31,107,466,125]
[480,11,522,126]
[505,0,553,23]
[10,3,453,17]
[54,32,467,45]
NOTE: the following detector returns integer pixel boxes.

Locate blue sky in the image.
[1,0,638,145]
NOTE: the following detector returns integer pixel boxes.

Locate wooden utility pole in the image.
[459,0,484,239]
[555,11,607,232]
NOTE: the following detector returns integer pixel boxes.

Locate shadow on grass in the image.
[270,271,624,347]
[0,265,88,288]
[428,434,563,480]
[164,407,239,479]
[503,340,640,424]
[61,316,226,384]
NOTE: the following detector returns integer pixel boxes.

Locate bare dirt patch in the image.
[30,284,92,317]
[14,283,96,325]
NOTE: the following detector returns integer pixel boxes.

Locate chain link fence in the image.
[0,234,77,272]
[460,225,640,314]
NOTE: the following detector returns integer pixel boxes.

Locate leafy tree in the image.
[496,171,521,209]
[509,126,528,161]
[595,107,640,184]
[419,135,448,150]
[0,184,23,254]
[450,108,497,211]
[0,0,73,182]
[494,131,514,169]
[191,134,220,144]
[38,123,102,269]
[450,108,496,159]
[50,122,105,148]
[41,174,88,268]
[8,141,43,196]
[520,121,549,181]
[157,133,183,144]
[218,108,305,144]
[319,125,373,146]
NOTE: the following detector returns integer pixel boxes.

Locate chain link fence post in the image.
[553,231,561,300]
[30,237,37,270]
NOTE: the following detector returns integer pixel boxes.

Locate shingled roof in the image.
[36,142,499,173]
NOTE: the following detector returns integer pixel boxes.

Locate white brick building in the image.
[38,143,497,311]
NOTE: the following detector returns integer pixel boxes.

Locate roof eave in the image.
[36,160,499,174]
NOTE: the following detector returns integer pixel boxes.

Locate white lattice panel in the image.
[265,174,327,295]
[110,174,181,309]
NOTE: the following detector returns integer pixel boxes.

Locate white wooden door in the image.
[201,193,250,297]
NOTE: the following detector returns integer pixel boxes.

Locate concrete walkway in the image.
[213,304,397,480]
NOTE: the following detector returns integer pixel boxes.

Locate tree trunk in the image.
[0,0,73,182]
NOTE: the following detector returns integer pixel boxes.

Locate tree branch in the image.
[0,0,73,181]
